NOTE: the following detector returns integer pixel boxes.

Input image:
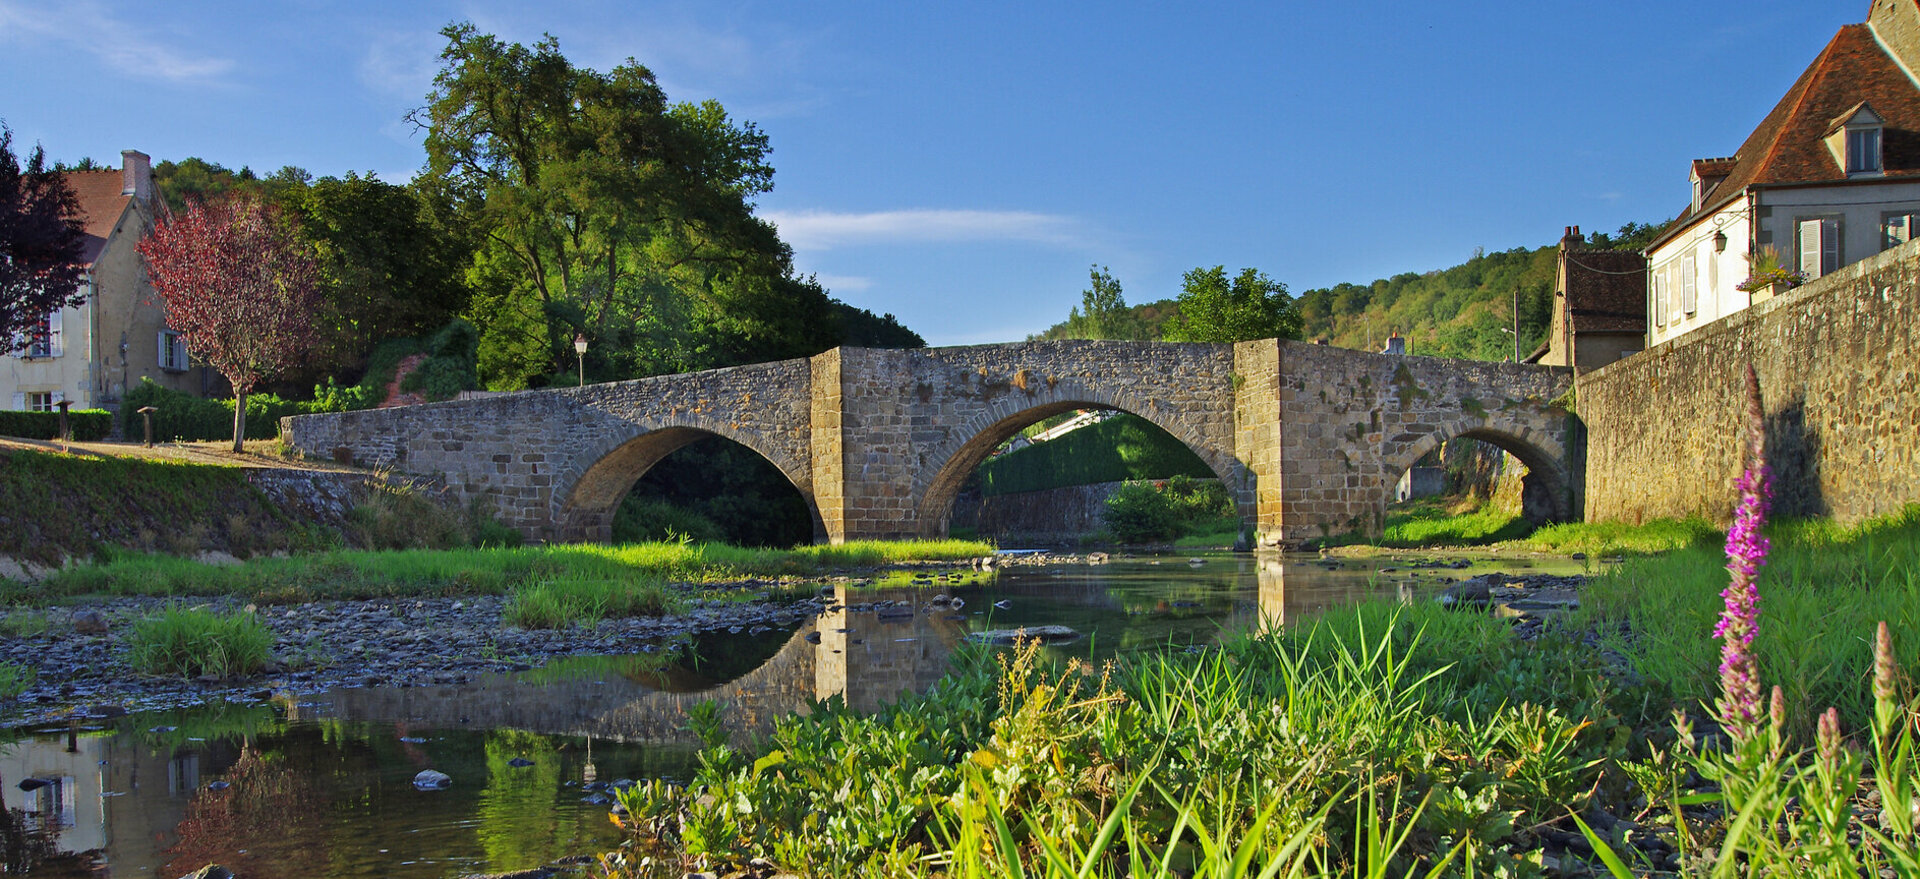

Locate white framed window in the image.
[22,310,61,358]
[19,391,59,412]
[1884,213,1920,250]
[1848,127,1882,173]
[158,329,189,371]
[1798,218,1841,278]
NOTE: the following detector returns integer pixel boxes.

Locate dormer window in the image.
[1826,102,1885,177]
[1849,126,1882,173]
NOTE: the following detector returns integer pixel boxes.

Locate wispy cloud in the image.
[0,0,232,82]
[358,26,445,101]
[762,208,1089,251]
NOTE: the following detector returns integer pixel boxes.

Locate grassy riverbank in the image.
[2,538,995,605]
[601,509,1920,877]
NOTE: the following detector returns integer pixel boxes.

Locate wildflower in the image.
[1875,620,1898,704]
[1817,707,1841,774]
[1714,364,1771,742]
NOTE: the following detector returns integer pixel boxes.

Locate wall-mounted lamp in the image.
[1714,231,1728,253]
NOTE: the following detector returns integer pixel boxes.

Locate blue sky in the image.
[0,1,1856,346]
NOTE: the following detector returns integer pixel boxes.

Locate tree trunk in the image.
[232,391,247,453]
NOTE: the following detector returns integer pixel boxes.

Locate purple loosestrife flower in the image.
[1715,364,1771,742]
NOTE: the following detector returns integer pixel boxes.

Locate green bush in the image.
[981,413,1214,495]
[126,608,275,678]
[0,408,112,440]
[121,379,313,441]
[1103,475,1233,544]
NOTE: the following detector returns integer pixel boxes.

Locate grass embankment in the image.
[601,509,1920,877]
[1318,494,1731,557]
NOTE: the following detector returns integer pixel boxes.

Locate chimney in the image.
[120,150,152,202]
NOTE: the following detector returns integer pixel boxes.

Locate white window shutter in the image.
[1800,219,1822,278]
[51,390,64,404]
[1681,253,1698,315]
[10,393,21,410]
[47,310,62,358]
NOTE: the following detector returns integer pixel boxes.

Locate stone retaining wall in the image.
[1578,239,1920,524]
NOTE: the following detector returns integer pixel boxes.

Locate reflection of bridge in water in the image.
[297,559,1418,743]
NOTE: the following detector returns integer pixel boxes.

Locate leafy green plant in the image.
[503,578,680,628]
[125,608,275,678]
[0,662,33,700]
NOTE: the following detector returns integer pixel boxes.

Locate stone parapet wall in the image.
[973,480,1130,540]
[1578,239,1920,525]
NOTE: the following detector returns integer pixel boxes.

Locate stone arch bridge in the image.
[283,340,1575,547]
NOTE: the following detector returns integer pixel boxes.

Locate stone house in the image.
[1528,226,1647,370]
[1645,0,1920,347]
[2,150,208,416]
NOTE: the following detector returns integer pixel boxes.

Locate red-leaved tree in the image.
[139,195,323,450]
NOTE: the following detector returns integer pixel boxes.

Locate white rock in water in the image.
[413,769,452,790]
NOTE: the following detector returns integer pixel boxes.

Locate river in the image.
[0,550,1594,877]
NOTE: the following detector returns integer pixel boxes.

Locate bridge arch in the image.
[1379,414,1573,526]
[911,378,1250,537]
[554,422,823,544]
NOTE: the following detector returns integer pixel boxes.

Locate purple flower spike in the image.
[1716,364,1771,744]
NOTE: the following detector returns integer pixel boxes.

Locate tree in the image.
[1065,265,1141,340]
[138,196,325,450]
[415,23,820,388]
[1162,265,1302,343]
[0,125,87,352]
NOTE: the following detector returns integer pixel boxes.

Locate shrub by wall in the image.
[0,409,113,441]
[979,413,1214,496]
[122,379,312,442]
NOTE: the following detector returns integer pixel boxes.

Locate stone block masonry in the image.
[286,339,1573,547]
[1579,238,1920,525]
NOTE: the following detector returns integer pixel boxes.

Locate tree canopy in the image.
[1163,265,1302,343]
[0,125,87,351]
[138,195,326,449]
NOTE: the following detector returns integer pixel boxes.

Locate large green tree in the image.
[1162,265,1301,343]
[415,23,831,388]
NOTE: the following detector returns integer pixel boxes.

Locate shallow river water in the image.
[1,551,1593,877]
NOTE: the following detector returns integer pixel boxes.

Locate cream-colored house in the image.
[2,150,205,416]
[1645,0,1920,347]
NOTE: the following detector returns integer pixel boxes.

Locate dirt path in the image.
[0,435,366,473]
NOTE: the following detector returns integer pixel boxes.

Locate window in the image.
[22,311,61,358]
[1799,218,1841,278]
[158,330,189,371]
[1848,127,1882,173]
[1885,213,1920,250]
[20,391,57,412]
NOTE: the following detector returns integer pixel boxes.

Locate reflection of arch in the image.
[1383,420,1571,524]
[912,380,1250,536]
[555,425,823,543]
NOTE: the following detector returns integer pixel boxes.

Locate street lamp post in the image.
[573,334,587,387]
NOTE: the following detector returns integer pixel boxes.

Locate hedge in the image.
[979,412,1214,496]
[121,379,315,442]
[0,408,114,441]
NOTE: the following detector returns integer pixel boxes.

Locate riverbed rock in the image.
[413,769,453,790]
[177,866,234,879]
[969,625,1081,646]
[1439,579,1492,607]
[72,610,109,634]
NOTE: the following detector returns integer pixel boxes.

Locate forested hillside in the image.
[1034,222,1663,361]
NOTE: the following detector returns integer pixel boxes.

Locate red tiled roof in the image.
[62,169,133,267]
[1674,24,1920,229]
[1562,248,1647,334]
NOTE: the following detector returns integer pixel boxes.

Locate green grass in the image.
[125,608,276,678]
[503,577,682,628]
[1569,505,1920,738]
[22,538,996,605]
[1513,516,1721,555]
[0,662,32,700]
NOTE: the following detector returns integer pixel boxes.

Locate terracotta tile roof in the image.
[1675,23,1920,229]
[62,169,133,266]
[1562,248,1648,334]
